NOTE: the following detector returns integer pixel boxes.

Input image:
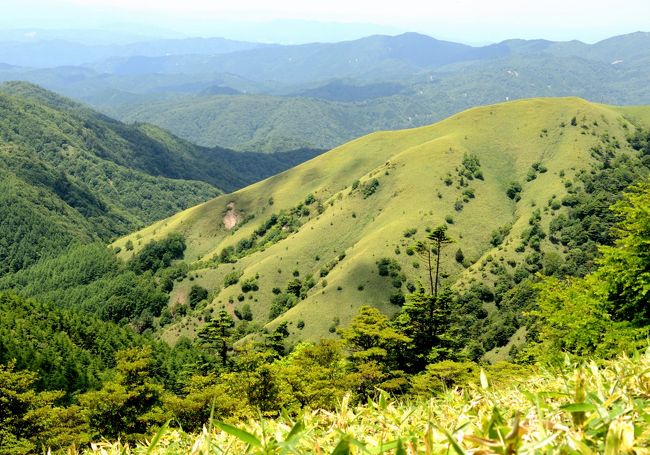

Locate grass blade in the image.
[215,420,262,448]
[331,436,351,455]
[286,418,305,442]
[560,403,597,413]
[442,429,467,455]
[146,420,170,454]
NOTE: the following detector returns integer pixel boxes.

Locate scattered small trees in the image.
[128,233,186,274]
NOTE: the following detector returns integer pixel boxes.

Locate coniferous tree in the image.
[78,346,165,443]
[264,322,290,358]
[429,225,454,298]
[393,287,462,372]
[339,306,410,399]
[414,225,453,297]
[198,309,235,367]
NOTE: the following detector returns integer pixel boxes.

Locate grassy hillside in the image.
[113,97,650,344]
[3,181,649,452]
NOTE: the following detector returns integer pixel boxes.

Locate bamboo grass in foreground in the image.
[84,351,650,454]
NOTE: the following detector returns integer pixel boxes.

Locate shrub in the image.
[455,248,465,264]
[240,278,259,293]
[403,228,417,238]
[224,270,243,287]
[188,285,208,309]
[234,304,253,321]
[506,182,522,201]
[362,179,380,198]
[490,224,512,246]
[269,293,297,320]
[390,292,406,306]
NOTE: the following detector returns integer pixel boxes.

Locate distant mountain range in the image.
[0,37,270,68]
[0,31,649,151]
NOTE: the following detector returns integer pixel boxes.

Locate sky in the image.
[3,0,650,44]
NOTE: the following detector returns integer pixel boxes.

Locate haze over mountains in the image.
[1,31,649,151]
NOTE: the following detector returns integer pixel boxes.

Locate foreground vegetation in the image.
[85,351,650,454]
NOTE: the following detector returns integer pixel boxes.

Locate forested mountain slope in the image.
[0,82,321,274]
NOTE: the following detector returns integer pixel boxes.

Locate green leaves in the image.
[331,437,352,455]
[597,182,650,325]
[146,420,170,454]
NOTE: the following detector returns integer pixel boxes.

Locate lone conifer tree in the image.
[415,225,453,297]
[198,309,235,366]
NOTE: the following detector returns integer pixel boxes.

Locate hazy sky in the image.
[3,0,650,44]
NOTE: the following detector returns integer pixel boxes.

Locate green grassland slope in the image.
[113,97,650,343]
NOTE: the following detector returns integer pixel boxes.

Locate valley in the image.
[0,82,322,274]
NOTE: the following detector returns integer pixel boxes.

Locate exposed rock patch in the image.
[223,202,239,230]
